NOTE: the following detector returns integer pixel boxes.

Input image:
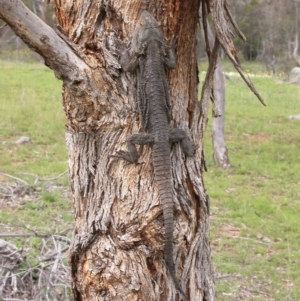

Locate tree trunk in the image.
[212,63,230,168]
[293,0,300,66]
[0,1,217,300]
[207,22,230,169]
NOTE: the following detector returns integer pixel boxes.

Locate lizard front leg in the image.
[169,128,197,156]
[118,39,140,72]
[113,133,154,163]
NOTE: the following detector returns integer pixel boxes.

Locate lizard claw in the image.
[117,39,129,53]
[111,151,136,163]
[170,35,178,48]
[193,144,199,152]
[183,143,199,157]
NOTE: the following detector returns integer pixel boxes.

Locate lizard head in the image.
[131,10,165,55]
[139,11,159,29]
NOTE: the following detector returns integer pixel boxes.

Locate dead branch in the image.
[0,0,87,81]
[0,23,7,29]
[0,172,29,186]
[38,170,68,181]
[0,171,70,207]
[17,170,68,183]
[215,273,242,280]
[0,233,51,238]
[0,235,71,300]
[224,1,246,42]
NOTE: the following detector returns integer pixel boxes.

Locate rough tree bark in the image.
[0,0,263,300]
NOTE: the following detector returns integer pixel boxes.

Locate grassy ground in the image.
[0,59,299,300]
[0,60,67,176]
[0,60,71,235]
[0,60,72,299]
[201,62,300,300]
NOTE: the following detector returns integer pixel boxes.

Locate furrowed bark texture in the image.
[0,0,215,300]
[60,2,214,300]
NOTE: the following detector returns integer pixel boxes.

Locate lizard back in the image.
[115,11,196,297]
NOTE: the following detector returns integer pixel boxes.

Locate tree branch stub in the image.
[0,0,88,82]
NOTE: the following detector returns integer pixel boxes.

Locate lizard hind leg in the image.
[112,133,154,163]
[169,128,197,157]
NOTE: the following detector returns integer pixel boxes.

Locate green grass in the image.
[201,65,300,300]
[1,59,300,300]
[1,190,73,232]
[0,60,67,177]
[0,60,71,237]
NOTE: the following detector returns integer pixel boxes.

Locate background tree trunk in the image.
[206,21,230,169]
[293,0,300,65]
[199,5,230,169]
[212,63,230,168]
[0,0,215,300]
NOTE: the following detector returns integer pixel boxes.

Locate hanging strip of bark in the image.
[198,0,221,143]
[212,0,265,106]
[201,9,230,169]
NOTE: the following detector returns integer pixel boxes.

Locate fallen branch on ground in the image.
[0,233,72,300]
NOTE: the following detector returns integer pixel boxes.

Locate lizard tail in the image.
[152,144,185,296]
[159,182,185,297]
